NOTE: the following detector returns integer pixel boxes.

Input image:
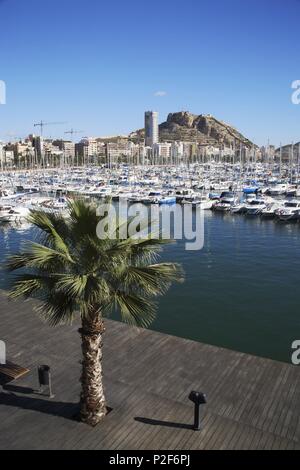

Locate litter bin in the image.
[37,365,54,398]
[38,365,50,386]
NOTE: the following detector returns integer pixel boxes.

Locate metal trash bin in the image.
[38,365,50,386]
[37,365,54,398]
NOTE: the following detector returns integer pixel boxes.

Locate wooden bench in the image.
[0,361,29,381]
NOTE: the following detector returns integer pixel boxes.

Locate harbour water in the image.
[1,209,299,363]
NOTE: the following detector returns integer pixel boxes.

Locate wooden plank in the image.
[0,290,300,450]
[0,361,29,380]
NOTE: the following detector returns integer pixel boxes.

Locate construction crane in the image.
[64,128,84,141]
[33,120,67,136]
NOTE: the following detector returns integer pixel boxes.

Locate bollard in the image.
[188,391,207,430]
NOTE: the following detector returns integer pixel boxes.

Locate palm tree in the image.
[6,199,184,426]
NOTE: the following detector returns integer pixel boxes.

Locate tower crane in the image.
[33,120,67,136]
[64,128,84,141]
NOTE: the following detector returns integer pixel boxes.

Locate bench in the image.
[0,361,29,383]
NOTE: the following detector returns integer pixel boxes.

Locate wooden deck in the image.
[0,289,299,450]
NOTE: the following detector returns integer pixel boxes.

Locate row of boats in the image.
[0,196,68,223]
[1,191,300,224]
[1,163,300,223]
[212,192,300,221]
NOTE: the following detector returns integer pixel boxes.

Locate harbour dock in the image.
[0,289,299,450]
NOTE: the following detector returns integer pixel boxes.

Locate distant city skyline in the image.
[0,0,300,146]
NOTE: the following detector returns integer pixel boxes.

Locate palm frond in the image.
[117,263,183,297]
[68,199,101,239]
[9,273,55,299]
[7,241,73,272]
[27,210,73,260]
[56,274,88,297]
[7,199,184,328]
[114,291,157,328]
[34,290,76,326]
[128,236,175,264]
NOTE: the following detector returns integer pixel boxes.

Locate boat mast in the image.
[279,143,282,179]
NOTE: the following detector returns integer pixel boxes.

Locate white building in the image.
[62,141,75,159]
[0,141,4,168]
[4,150,14,165]
[171,141,184,160]
[152,142,171,159]
[83,138,98,156]
[75,138,98,160]
[145,111,159,147]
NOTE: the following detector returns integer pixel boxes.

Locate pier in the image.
[0,289,299,450]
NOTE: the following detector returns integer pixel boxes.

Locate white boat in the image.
[79,186,112,197]
[245,199,267,215]
[230,202,246,214]
[261,201,283,218]
[192,196,213,210]
[0,205,30,223]
[213,198,234,212]
[52,197,68,210]
[213,191,237,212]
[267,184,288,196]
[0,205,14,222]
[275,200,300,221]
[175,188,196,203]
[42,197,68,211]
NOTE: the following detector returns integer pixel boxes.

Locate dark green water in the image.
[1,211,299,363]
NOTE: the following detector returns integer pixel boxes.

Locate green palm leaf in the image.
[7,199,184,327]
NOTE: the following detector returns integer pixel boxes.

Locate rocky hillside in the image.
[130,111,254,148]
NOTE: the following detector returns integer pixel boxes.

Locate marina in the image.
[1,162,300,363]
[2,162,300,222]
[1,0,300,455]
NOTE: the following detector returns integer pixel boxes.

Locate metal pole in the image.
[194,403,200,430]
[48,372,55,398]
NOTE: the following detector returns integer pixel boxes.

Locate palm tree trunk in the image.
[79,313,107,426]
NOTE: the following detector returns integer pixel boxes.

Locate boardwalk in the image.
[0,289,299,450]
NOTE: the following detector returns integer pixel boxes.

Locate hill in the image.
[129,111,254,148]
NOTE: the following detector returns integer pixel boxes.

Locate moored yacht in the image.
[213,191,237,212]
[0,205,30,223]
[192,195,213,210]
[267,183,288,196]
[245,198,267,215]
[230,202,246,214]
[260,201,283,218]
[275,200,300,222]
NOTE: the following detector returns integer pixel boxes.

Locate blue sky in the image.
[0,0,299,146]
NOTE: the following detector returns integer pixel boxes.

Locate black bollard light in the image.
[188,391,207,430]
[37,365,54,398]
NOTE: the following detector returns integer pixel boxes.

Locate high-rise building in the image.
[153,142,171,160]
[0,141,4,168]
[34,136,44,159]
[75,137,98,161]
[53,140,75,159]
[145,111,159,147]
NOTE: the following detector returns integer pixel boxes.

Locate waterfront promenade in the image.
[0,289,299,450]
